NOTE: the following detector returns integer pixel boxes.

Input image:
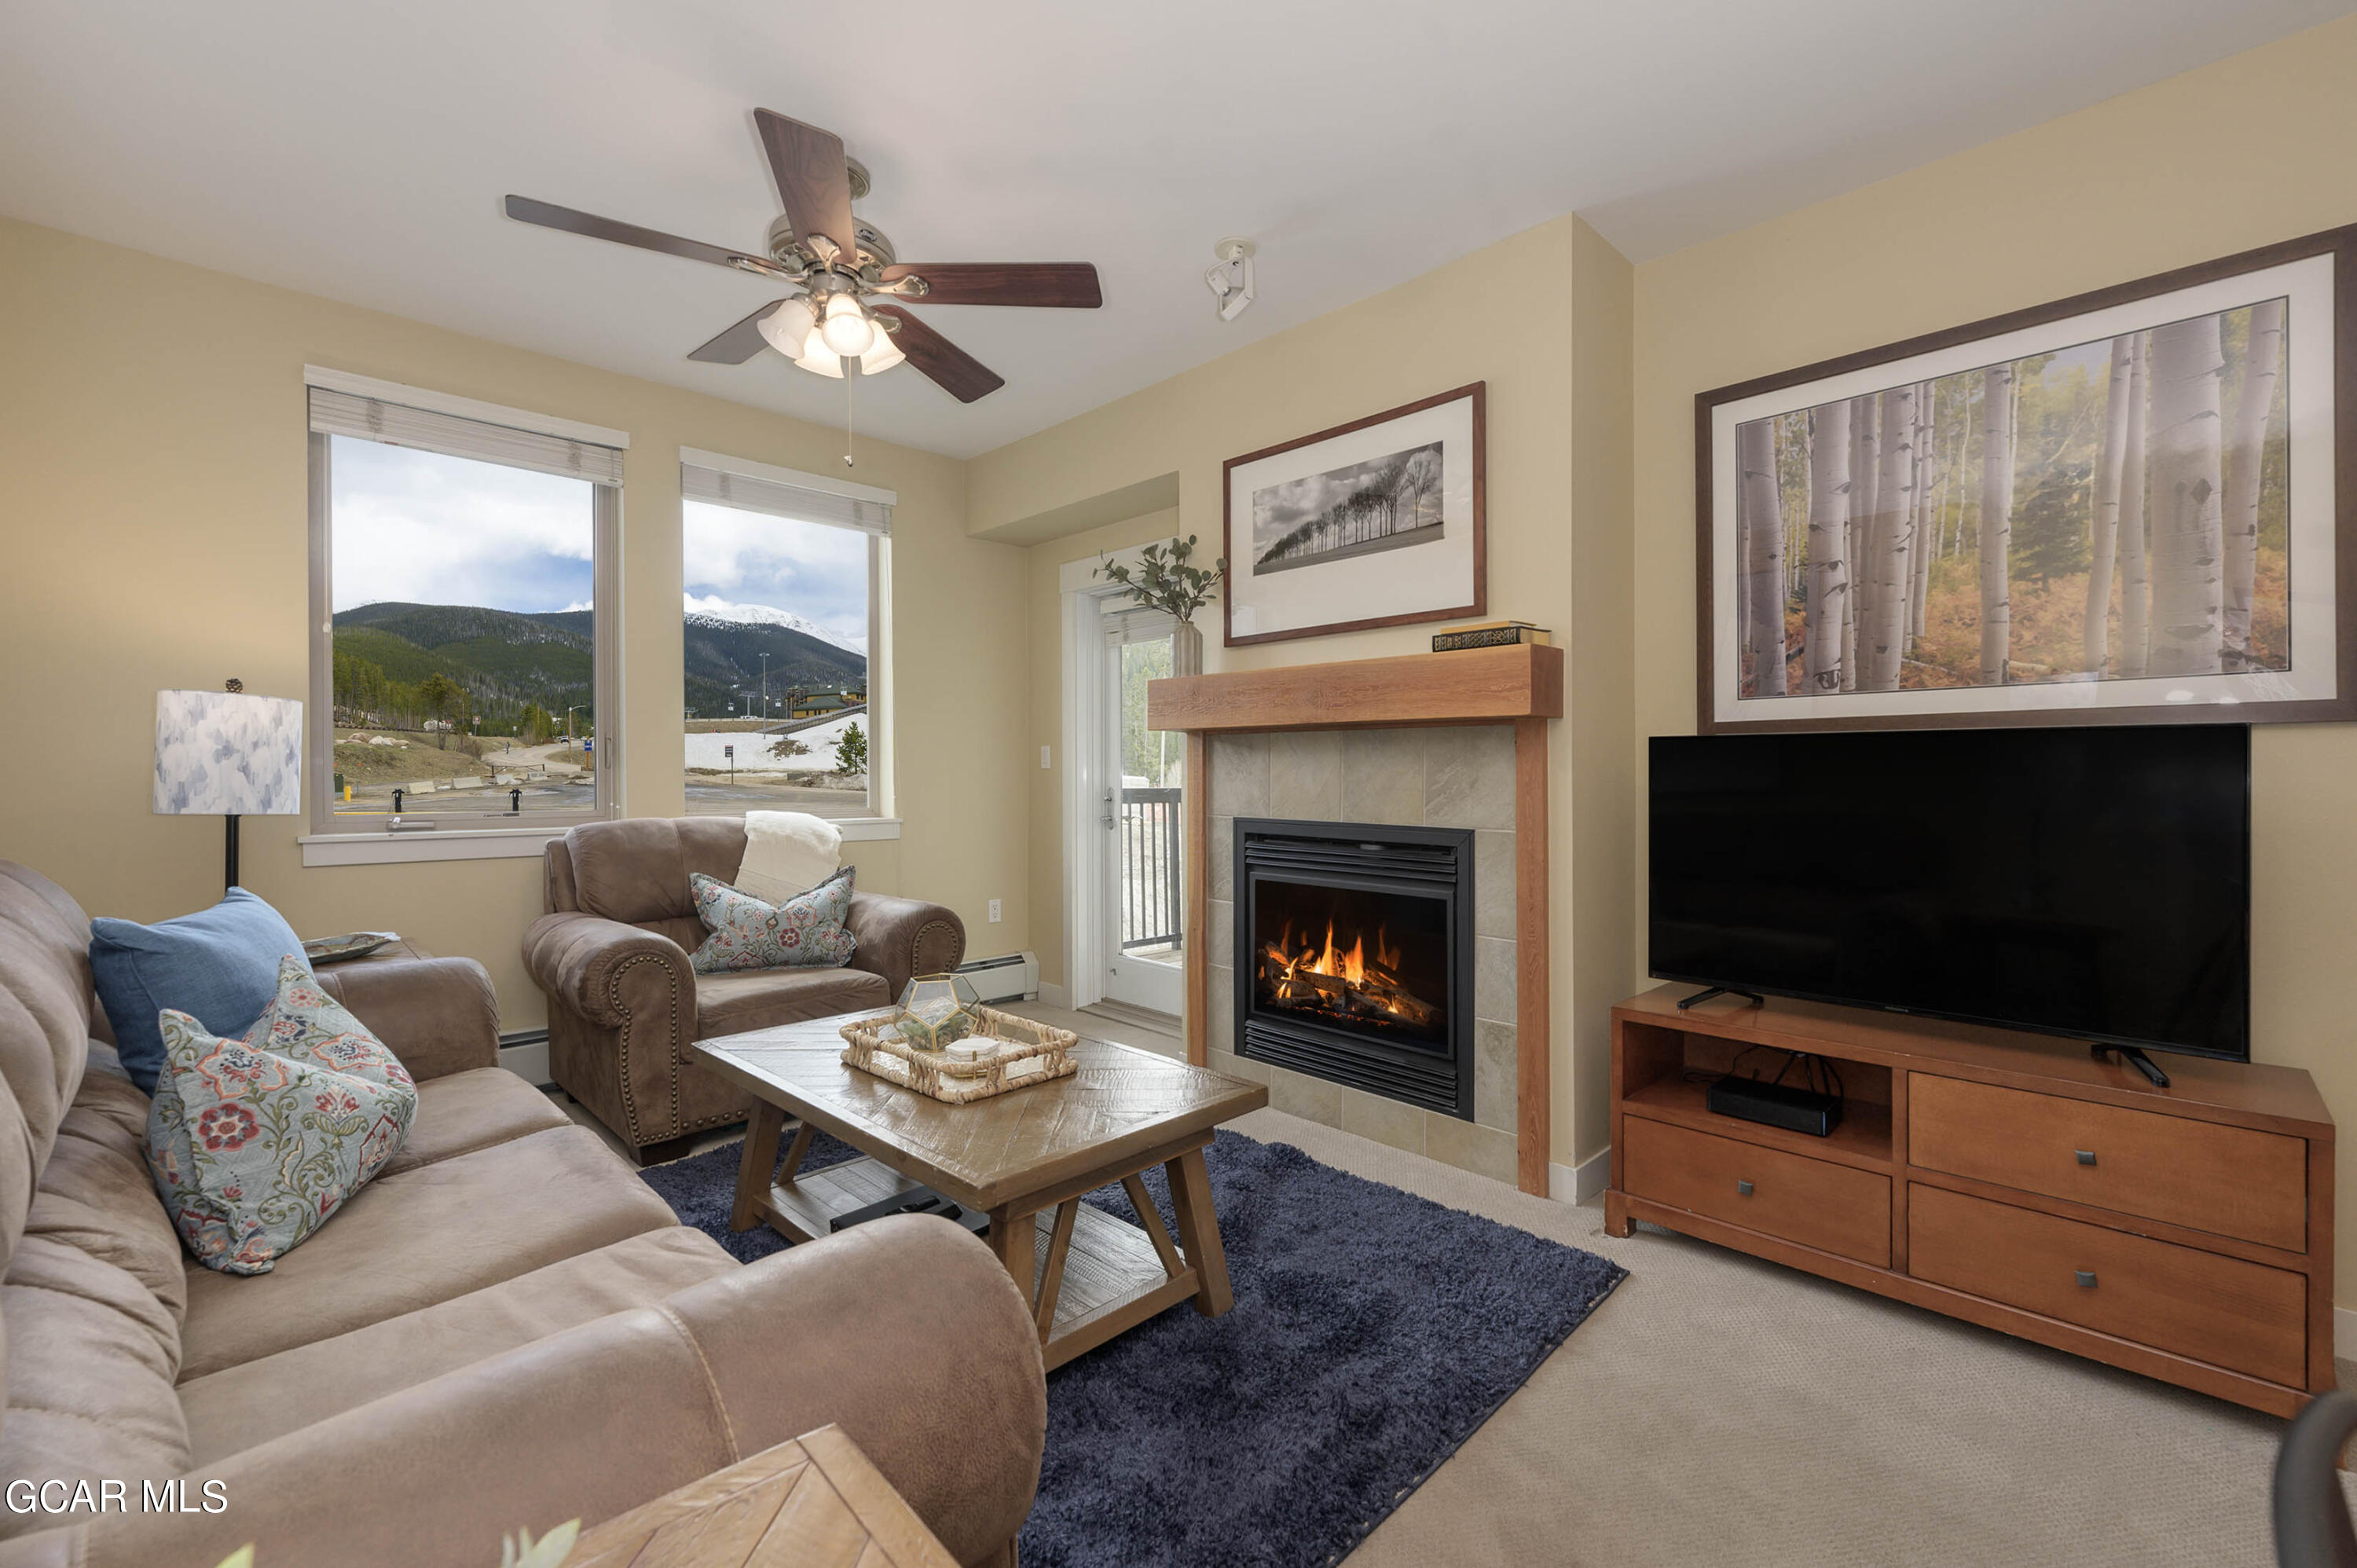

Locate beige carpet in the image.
[1008,1001,2342,1567]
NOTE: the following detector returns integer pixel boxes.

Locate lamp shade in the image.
[153,690,303,816]
[755,297,817,360]
[860,322,906,375]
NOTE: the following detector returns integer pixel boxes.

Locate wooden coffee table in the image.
[693,1013,1267,1369]
[567,1424,958,1568]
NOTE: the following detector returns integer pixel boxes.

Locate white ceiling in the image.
[2,1,2345,460]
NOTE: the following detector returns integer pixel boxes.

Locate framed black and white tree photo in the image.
[1224,384,1485,647]
[1697,224,2356,732]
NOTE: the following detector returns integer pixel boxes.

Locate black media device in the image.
[827,1185,989,1239]
[1649,725,2253,1075]
[1706,1074,1842,1138]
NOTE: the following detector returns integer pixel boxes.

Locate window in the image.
[306,371,625,841]
[680,449,890,820]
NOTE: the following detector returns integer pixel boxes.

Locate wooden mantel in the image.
[1146,643,1563,733]
[1147,643,1563,1195]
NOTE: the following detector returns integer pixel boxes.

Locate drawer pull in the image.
[2075,1149,2097,1167]
[1736,1179,1755,1196]
[2075,1269,2098,1288]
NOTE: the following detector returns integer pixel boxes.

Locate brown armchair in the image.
[524,817,966,1163]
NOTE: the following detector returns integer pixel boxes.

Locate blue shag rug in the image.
[643,1127,1626,1567]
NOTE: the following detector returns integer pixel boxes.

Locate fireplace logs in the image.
[1259,918,1439,1030]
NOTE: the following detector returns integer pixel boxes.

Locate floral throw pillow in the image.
[689,866,858,974]
[145,956,419,1275]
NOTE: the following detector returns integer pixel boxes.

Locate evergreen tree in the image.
[2013,460,2093,584]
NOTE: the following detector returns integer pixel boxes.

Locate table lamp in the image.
[154,680,303,891]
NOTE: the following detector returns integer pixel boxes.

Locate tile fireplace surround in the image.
[1147,644,1563,1193]
[1206,727,1520,1181]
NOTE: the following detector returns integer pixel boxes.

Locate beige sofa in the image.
[524,818,966,1163]
[0,861,1043,1566]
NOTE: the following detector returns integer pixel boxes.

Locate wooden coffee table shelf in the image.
[695,1015,1266,1370]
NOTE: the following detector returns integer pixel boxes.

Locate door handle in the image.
[1736,1179,1754,1197]
[2075,1149,2097,1167]
[2075,1269,2097,1288]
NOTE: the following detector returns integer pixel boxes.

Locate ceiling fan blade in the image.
[688,302,790,364]
[872,306,1005,403]
[504,196,783,275]
[753,109,860,264]
[878,263,1102,308]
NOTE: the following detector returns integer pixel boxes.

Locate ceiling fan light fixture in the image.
[859,320,906,375]
[819,291,877,357]
[755,296,818,359]
[511,107,1102,403]
[794,329,846,379]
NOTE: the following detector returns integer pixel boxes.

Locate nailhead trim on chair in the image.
[909,918,962,982]
[603,949,684,1149]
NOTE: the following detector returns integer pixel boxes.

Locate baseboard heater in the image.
[954,951,1039,1004]
[497,1029,554,1091]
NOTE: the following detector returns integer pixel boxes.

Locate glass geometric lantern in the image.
[895,972,982,1051]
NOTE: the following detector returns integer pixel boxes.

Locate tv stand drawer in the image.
[1622,1114,1890,1267]
[1908,1185,2307,1386]
[1908,1074,2307,1251]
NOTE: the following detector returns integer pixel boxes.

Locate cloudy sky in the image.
[330,436,592,612]
[1250,441,1438,554]
[330,438,869,648]
[682,499,869,650]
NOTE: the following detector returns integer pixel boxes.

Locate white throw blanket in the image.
[736,811,842,905]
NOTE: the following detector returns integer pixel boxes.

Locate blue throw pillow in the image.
[90,888,313,1095]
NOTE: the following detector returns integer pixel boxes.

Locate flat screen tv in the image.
[1648,725,2250,1062]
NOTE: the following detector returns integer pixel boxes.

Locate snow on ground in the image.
[684,715,863,771]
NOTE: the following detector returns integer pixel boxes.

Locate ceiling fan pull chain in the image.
[844,365,855,469]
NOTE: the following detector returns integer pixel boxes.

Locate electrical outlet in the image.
[1039,745,1052,770]
[988,899,1003,923]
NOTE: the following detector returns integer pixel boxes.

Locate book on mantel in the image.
[1431,620,1552,652]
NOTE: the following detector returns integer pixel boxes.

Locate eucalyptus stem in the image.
[1094,535,1230,622]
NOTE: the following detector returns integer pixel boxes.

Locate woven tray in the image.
[839,1005,1080,1104]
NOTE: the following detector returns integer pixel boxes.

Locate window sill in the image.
[299,825,576,867]
[299,816,902,866]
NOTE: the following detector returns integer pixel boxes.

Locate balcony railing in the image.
[1117,786,1183,953]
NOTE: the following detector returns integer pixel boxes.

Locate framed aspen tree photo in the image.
[1696,224,2357,733]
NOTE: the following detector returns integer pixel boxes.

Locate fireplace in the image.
[1232,818,1474,1118]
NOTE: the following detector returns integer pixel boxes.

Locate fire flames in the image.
[1261,917,1436,1029]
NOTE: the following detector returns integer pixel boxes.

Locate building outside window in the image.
[680,450,891,820]
[306,372,624,839]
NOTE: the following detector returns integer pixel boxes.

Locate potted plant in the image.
[1094,536,1228,676]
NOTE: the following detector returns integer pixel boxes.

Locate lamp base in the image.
[225,814,240,892]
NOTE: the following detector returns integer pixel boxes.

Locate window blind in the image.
[1102,605,1178,645]
[308,387,625,486]
[681,462,893,537]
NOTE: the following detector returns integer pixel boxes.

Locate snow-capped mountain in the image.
[683,593,867,657]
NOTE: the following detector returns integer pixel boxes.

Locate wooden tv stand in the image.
[1606,986,2335,1416]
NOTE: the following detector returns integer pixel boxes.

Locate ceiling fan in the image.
[505,109,1102,403]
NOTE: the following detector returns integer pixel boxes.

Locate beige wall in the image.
[1630,18,2357,1295]
[0,214,1032,1031]
[976,214,1637,1171]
